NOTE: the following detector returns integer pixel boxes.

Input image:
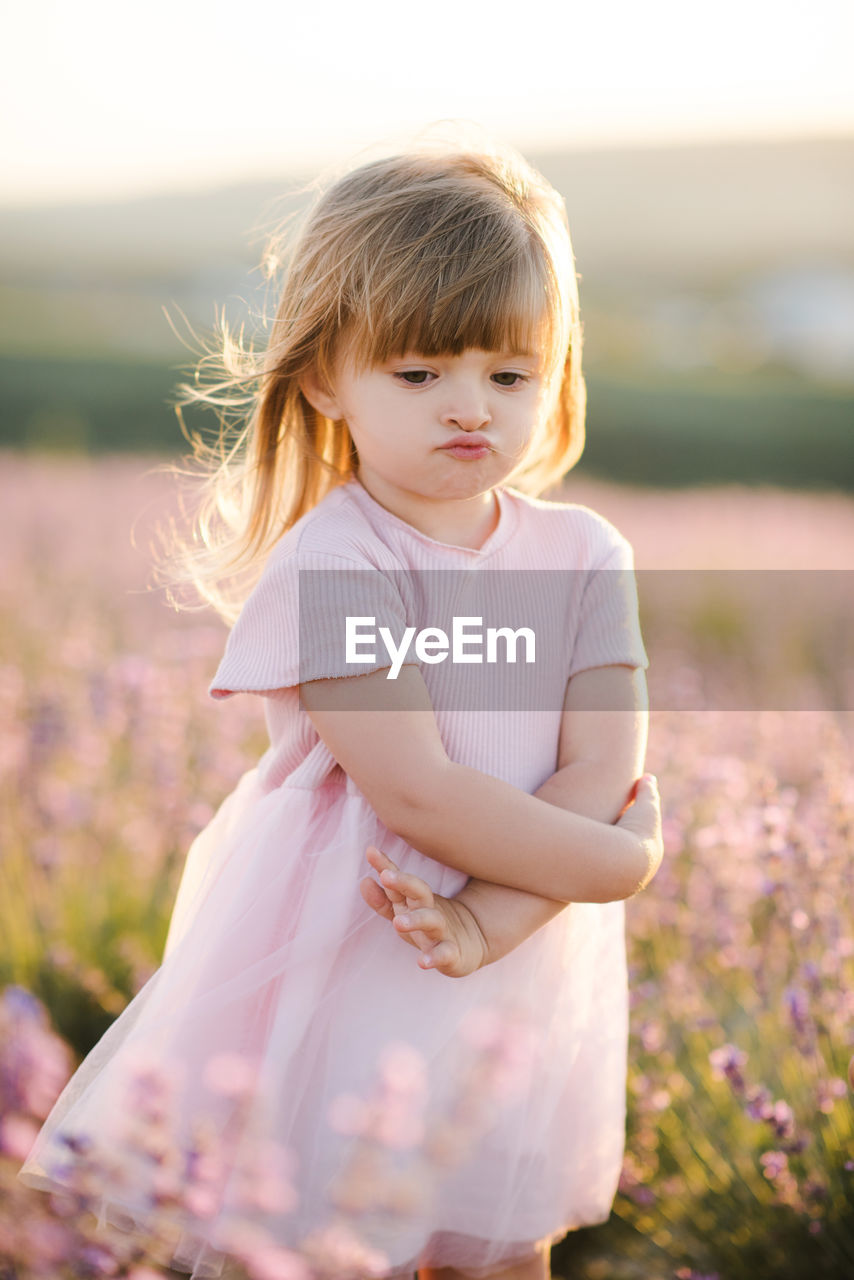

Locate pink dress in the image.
[19,478,648,1279]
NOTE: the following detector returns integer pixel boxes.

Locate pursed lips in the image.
[438,435,492,450]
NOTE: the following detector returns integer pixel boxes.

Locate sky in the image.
[3,0,854,206]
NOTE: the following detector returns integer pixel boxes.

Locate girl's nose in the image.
[439,389,492,431]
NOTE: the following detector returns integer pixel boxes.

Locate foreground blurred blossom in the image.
[377,1041,429,1098]
[203,1050,260,1098]
[325,1007,537,1228]
[214,1222,313,1280]
[2,992,533,1277]
[0,1113,39,1162]
[0,986,73,1122]
[300,1221,390,1280]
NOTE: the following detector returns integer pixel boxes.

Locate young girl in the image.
[19,135,662,1280]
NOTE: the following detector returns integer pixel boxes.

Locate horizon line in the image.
[2,125,853,214]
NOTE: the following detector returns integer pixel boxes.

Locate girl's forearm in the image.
[394,758,649,905]
[452,760,637,966]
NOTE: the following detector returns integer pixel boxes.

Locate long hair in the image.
[156,138,586,623]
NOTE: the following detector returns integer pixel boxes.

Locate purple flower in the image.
[816,1076,848,1113]
[0,987,73,1118]
[1,986,45,1023]
[759,1149,789,1180]
[745,1085,773,1122]
[709,1043,747,1092]
[77,1243,120,1276]
[783,985,809,1034]
[768,1099,796,1140]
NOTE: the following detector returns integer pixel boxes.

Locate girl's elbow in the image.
[587,834,657,904]
[621,841,663,900]
[375,761,452,844]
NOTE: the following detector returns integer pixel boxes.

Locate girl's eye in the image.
[393,369,529,387]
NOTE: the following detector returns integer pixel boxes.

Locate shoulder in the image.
[503,487,635,568]
[225,482,402,652]
[210,485,404,699]
[264,481,403,580]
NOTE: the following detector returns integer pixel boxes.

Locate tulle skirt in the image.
[18,768,629,1279]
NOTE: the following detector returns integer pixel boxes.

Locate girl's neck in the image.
[352,472,500,550]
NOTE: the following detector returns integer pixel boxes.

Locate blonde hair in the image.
[157,137,586,623]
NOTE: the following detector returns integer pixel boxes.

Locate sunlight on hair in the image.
[154,127,586,623]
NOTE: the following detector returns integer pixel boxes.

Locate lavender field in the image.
[1,454,852,1280]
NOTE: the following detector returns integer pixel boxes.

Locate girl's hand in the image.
[614,774,663,889]
[360,846,488,978]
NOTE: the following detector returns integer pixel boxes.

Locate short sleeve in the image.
[567,530,648,678]
[209,547,415,699]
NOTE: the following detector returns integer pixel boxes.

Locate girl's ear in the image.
[299,369,342,420]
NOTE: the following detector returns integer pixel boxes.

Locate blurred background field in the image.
[1,454,852,1279]
[2,135,853,490]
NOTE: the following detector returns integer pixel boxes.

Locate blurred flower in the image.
[377,1042,428,1098]
[638,1019,666,1053]
[708,1044,747,1093]
[300,1220,390,1279]
[815,1076,847,1113]
[0,1113,39,1161]
[27,1218,77,1264]
[327,1093,372,1137]
[766,1099,796,1141]
[217,1222,313,1280]
[783,985,810,1034]
[744,1085,773,1122]
[759,1149,789,1180]
[203,1051,258,1098]
[0,986,73,1119]
[77,1243,120,1275]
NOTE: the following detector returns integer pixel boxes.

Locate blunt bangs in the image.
[336,199,566,376]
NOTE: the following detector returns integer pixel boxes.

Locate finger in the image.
[418,940,460,974]
[361,873,406,912]
[380,882,407,907]
[366,845,400,874]
[393,907,445,941]
[367,863,408,905]
[362,863,407,906]
[380,868,434,907]
[359,876,395,920]
[617,775,661,835]
[633,774,660,813]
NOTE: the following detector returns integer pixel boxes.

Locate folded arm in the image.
[451,663,649,966]
[300,663,657,907]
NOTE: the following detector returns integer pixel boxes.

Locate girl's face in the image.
[301,343,558,526]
